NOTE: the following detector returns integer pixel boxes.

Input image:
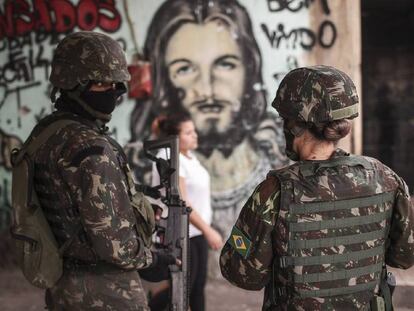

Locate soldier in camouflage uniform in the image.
[31,31,175,310]
[220,65,414,310]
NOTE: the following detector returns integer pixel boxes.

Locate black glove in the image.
[138,250,177,282]
[152,250,176,267]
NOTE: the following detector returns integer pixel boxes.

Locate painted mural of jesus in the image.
[127,0,287,236]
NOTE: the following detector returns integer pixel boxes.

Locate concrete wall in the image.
[362,0,414,192]
[0,0,361,234]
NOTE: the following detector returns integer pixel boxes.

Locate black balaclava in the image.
[80,83,127,115]
[55,82,127,123]
[55,91,94,120]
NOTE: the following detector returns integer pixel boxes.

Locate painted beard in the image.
[193,107,248,158]
[196,125,247,158]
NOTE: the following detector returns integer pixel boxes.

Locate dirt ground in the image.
[0,268,413,311]
[0,268,262,311]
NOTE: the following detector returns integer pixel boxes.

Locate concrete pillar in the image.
[306,0,362,154]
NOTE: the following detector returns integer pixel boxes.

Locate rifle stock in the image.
[143,136,189,311]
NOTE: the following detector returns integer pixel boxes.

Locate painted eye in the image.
[216,61,237,70]
[176,65,195,76]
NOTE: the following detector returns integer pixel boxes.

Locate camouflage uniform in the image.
[33,114,152,310]
[220,66,414,310]
[33,32,153,310]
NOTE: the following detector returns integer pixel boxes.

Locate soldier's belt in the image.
[63,258,131,274]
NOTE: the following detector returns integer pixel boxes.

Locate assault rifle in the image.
[141,136,190,311]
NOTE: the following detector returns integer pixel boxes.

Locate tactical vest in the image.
[53,113,155,247]
[103,131,155,247]
[40,112,155,248]
[268,154,396,310]
[11,112,154,288]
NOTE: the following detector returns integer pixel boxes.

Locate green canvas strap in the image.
[12,114,83,166]
[300,155,372,177]
[331,104,359,120]
[26,120,79,156]
[279,245,384,267]
[292,262,383,283]
[289,227,387,250]
[289,192,394,214]
[380,269,393,311]
[289,209,392,232]
[297,280,378,298]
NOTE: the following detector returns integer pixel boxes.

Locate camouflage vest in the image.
[48,113,155,247]
[268,152,396,310]
[47,113,155,247]
[11,113,154,288]
[103,133,155,247]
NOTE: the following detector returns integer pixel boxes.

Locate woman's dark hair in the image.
[156,111,192,138]
[309,119,351,143]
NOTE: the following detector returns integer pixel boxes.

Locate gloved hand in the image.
[138,250,179,282]
[152,250,177,267]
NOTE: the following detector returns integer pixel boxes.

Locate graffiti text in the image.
[267,0,330,14]
[0,0,122,40]
[261,20,337,51]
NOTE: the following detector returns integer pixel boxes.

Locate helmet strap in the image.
[284,129,300,162]
[66,86,112,122]
[283,120,306,162]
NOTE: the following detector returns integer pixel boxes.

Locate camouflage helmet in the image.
[49,31,131,90]
[272,65,359,125]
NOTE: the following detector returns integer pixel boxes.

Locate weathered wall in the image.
[0,0,361,234]
[0,0,138,229]
[307,0,362,154]
[362,0,414,191]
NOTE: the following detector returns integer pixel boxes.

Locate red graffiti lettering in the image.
[78,0,99,31]
[0,1,14,39]
[33,0,52,32]
[0,0,122,40]
[15,0,35,36]
[99,0,121,32]
[50,0,76,33]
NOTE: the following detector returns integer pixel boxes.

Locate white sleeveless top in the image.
[152,151,212,238]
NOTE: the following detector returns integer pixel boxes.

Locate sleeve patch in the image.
[229,226,252,259]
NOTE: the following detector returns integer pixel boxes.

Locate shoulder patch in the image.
[229,226,252,259]
[70,146,105,167]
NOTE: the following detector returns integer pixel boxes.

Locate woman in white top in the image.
[150,112,223,311]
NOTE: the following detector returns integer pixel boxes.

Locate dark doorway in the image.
[362,0,414,192]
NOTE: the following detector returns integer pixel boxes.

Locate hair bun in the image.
[323,120,351,141]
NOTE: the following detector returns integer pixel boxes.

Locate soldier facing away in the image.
[220,65,414,310]
[26,31,175,310]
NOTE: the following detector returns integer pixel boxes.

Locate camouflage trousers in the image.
[45,269,149,311]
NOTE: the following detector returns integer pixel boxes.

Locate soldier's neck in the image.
[297,132,335,161]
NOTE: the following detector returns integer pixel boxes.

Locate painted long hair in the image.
[130,0,266,141]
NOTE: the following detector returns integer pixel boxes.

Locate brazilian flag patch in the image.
[229,226,252,259]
